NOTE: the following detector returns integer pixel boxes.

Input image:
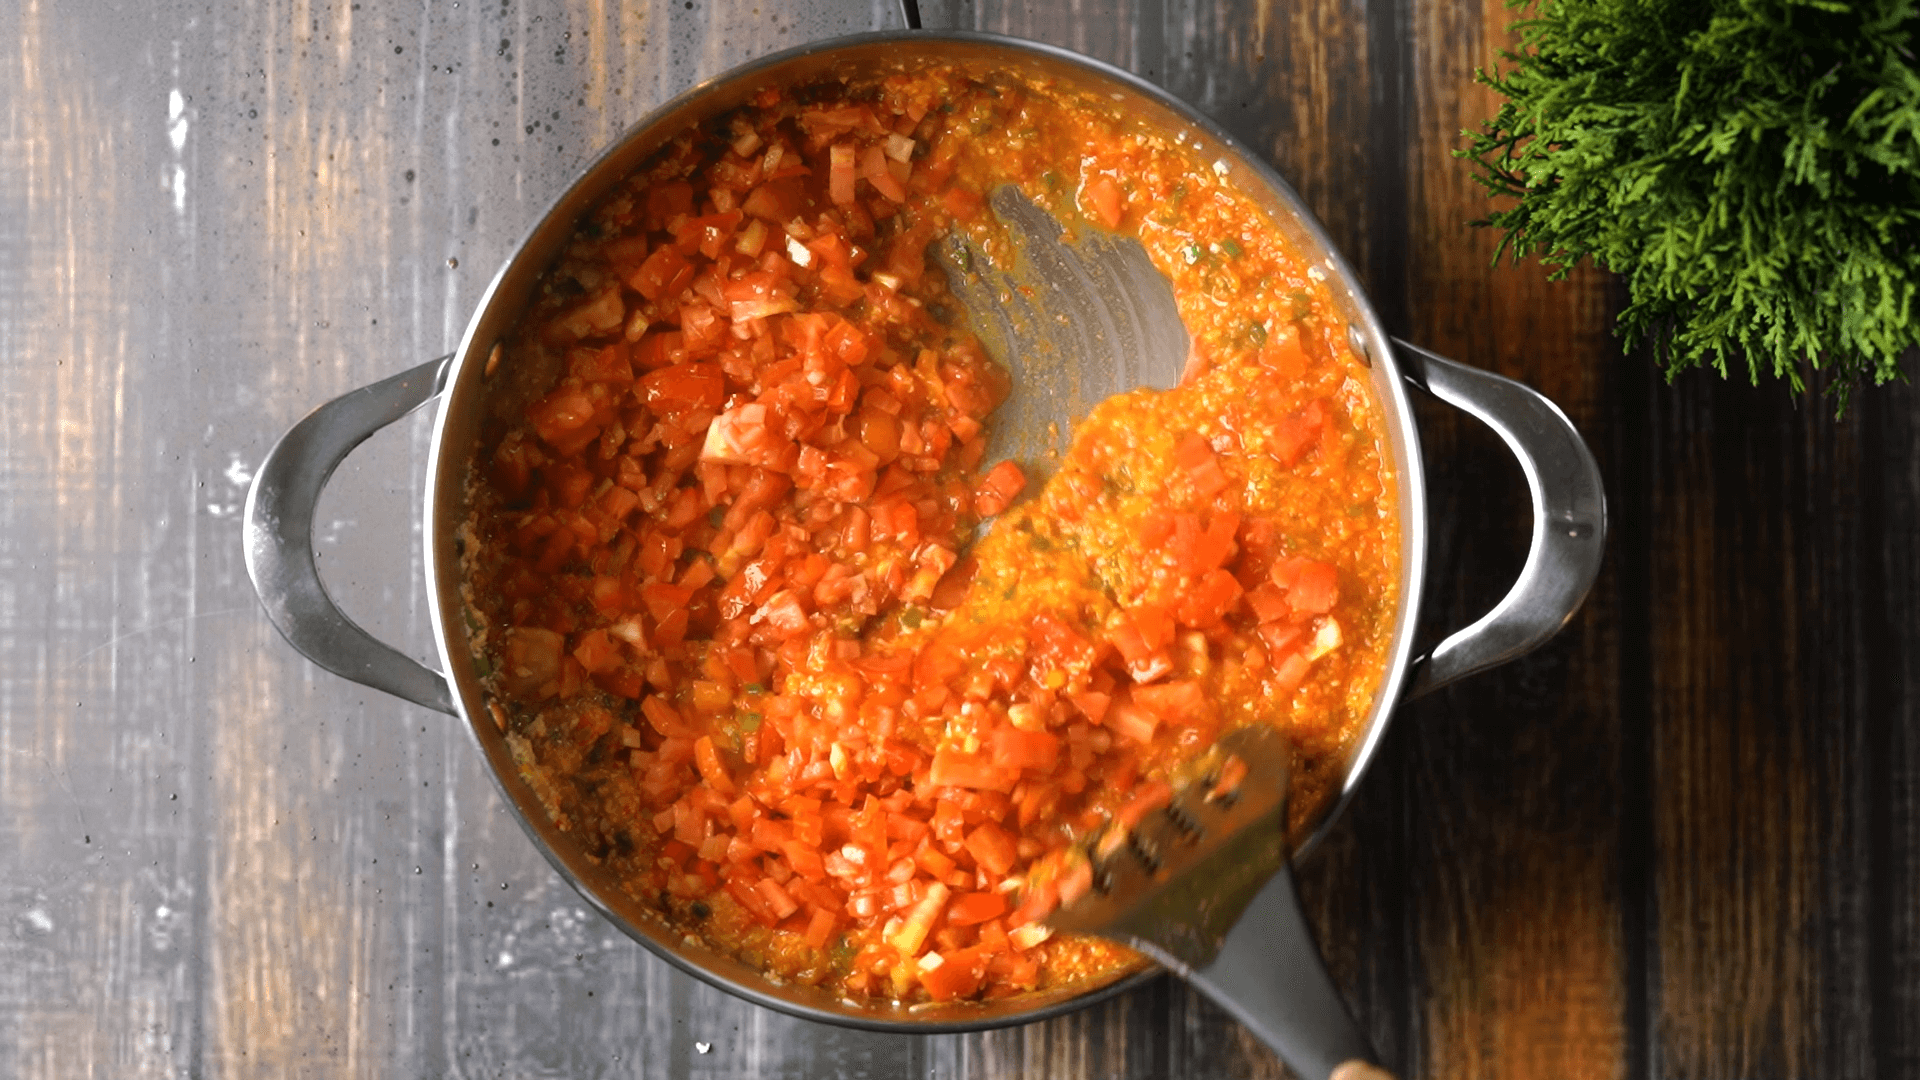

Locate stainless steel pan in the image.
[244,27,1604,1051]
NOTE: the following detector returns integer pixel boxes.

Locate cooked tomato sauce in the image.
[464,64,1399,1008]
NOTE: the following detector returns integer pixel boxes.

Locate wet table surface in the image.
[5,1,1918,1077]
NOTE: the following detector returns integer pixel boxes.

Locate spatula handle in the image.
[1185,867,1389,1080]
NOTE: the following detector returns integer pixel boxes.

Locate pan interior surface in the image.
[425,30,1421,1034]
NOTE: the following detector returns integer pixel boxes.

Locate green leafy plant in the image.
[1461,0,1920,408]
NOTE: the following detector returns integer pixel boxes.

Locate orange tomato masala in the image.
[463,64,1400,1008]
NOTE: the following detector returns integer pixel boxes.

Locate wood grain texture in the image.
[1873,391,1920,1078]
[1398,1,1627,1079]
[6,0,1920,1076]
[1645,373,1889,1080]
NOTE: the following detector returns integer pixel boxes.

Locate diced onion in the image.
[1007,703,1045,732]
[735,218,768,257]
[1009,924,1052,950]
[1307,617,1343,660]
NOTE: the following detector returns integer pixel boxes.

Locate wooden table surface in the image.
[5,0,1916,1077]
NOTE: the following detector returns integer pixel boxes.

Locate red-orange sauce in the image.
[464,64,1398,1007]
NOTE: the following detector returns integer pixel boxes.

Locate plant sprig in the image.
[1461,0,1920,410]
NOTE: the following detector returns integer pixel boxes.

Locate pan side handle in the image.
[243,357,457,715]
[1395,340,1607,699]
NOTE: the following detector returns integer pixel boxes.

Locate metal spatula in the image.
[1047,726,1394,1080]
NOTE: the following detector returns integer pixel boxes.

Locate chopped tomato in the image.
[929,749,1014,793]
[1031,612,1096,672]
[1245,581,1291,624]
[645,181,694,228]
[1081,173,1124,230]
[829,144,857,206]
[973,460,1027,517]
[570,343,633,383]
[571,629,619,674]
[1274,401,1327,466]
[526,387,600,452]
[1272,556,1340,616]
[742,177,806,222]
[989,727,1061,771]
[1106,702,1159,745]
[919,946,990,1001]
[1274,650,1314,693]
[963,822,1018,877]
[861,144,907,202]
[1130,681,1208,726]
[1258,323,1309,381]
[946,891,1008,926]
[632,244,695,301]
[1174,433,1230,500]
[728,878,776,926]
[694,735,736,797]
[639,362,726,412]
[756,877,800,921]
[804,906,838,949]
[1178,568,1244,628]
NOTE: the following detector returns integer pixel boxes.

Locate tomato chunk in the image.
[964,822,1018,877]
[919,946,990,1002]
[632,244,694,301]
[973,460,1026,517]
[946,891,1008,927]
[929,749,1014,793]
[1081,173,1124,229]
[1273,557,1340,616]
[990,728,1061,771]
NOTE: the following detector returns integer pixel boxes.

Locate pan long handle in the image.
[1182,865,1391,1080]
[243,357,458,715]
[1394,340,1607,699]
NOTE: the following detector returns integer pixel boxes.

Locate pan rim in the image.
[420,26,1425,1035]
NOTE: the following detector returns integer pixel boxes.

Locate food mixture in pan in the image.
[463,64,1400,1006]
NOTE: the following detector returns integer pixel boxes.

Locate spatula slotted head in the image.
[1047,725,1293,972]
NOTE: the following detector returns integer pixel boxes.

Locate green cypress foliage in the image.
[1462,0,1920,409]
